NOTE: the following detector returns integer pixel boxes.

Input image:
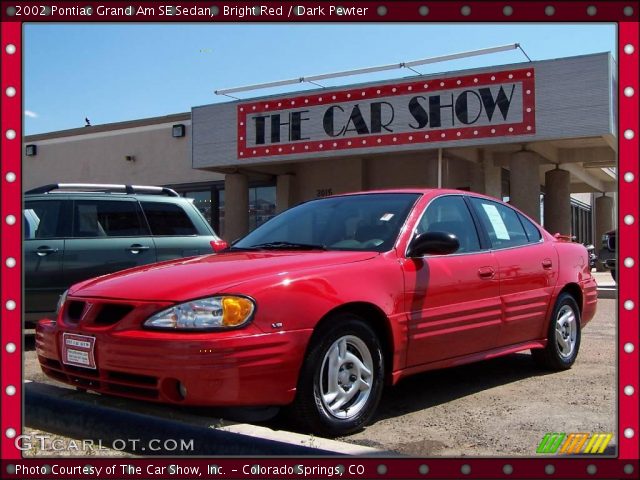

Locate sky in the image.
[23,23,616,135]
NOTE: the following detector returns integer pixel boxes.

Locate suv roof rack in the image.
[25,183,180,197]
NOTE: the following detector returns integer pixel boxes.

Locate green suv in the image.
[24,184,225,323]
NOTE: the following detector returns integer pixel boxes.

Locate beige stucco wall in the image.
[23,121,224,191]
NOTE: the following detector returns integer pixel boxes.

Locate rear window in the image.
[141,202,198,236]
[518,213,542,242]
[73,200,147,237]
[469,197,529,249]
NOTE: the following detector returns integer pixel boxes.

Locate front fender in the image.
[220,252,408,373]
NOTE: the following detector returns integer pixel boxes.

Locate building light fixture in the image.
[25,144,37,156]
[172,124,186,138]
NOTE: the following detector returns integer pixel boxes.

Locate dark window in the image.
[141,202,197,236]
[73,200,146,238]
[416,196,481,253]
[24,200,64,239]
[518,213,542,242]
[470,197,529,249]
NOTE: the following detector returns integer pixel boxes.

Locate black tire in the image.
[532,293,581,370]
[291,313,384,437]
[611,269,616,282]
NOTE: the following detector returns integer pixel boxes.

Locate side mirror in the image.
[408,232,460,257]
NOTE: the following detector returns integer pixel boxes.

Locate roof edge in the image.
[25,112,191,142]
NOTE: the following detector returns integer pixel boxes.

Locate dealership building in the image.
[23,52,617,252]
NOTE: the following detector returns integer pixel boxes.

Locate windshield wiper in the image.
[246,241,327,251]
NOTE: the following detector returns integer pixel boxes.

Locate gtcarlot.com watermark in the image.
[15,434,194,453]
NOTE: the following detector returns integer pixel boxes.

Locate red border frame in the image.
[237,68,536,159]
[1,2,638,478]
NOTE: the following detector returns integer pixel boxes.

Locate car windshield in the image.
[233,193,420,252]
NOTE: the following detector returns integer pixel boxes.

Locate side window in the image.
[141,202,198,236]
[518,213,542,242]
[470,198,529,249]
[73,200,147,237]
[415,196,481,253]
[24,200,64,239]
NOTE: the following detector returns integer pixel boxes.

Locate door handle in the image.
[35,246,59,257]
[127,244,150,254]
[477,266,495,279]
[542,259,553,269]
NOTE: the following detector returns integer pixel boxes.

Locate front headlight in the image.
[56,289,69,315]
[143,295,255,330]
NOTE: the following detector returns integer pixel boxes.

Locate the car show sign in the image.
[237,68,535,159]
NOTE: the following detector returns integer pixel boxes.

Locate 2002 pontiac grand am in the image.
[37,189,597,436]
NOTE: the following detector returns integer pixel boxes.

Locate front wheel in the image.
[532,293,581,370]
[291,314,384,437]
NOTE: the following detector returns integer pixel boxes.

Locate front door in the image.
[403,195,502,367]
[24,199,70,314]
[63,198,157,287]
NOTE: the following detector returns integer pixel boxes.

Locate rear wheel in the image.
[291,314,384,437]
[532,293,581,370]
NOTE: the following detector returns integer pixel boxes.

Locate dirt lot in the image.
[23,298,616,457]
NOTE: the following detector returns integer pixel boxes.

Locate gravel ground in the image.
[23,298,616,457]
[340,298,617,456]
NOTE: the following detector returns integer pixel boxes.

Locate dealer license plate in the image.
[61,333,96,369]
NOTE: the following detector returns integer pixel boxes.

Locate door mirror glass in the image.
[408,231,460,257]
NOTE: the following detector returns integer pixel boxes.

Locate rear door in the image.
[24,199,70,314]
[468,196,558,346]
[402,195,502,366]
[139,200,214,261]
[63,198,157,286]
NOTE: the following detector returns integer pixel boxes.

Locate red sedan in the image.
[37,190,597,436]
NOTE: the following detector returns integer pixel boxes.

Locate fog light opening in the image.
[178,382,187,400]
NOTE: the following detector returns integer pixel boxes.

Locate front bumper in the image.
[36,318,312,406]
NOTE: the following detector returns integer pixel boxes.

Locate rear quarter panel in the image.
[552,240,598,327]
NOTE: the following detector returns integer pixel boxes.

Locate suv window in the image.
[141,202,197,236]
[470,197,529,249]
[73,200,147,237]
[518,213,542,242]
[416,195,481,253]
[24,200,64,239]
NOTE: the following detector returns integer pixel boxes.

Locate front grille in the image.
[94,304,134,325]
[65,300,134,326]
[66,301,85,321]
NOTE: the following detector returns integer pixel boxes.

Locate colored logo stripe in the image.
[583,433,613,454]
[560,433,586,454]
[537,433,566,454]
[538,433,614,454]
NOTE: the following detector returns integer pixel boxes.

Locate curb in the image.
[24,382,381,456]
[597,287,616,300]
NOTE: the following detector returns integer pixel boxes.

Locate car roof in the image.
[329,188,496,200]
[24,192,190,202]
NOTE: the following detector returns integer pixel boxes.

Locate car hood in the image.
[70,250,379,302]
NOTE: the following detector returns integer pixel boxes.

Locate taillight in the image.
[210,239,228,252]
